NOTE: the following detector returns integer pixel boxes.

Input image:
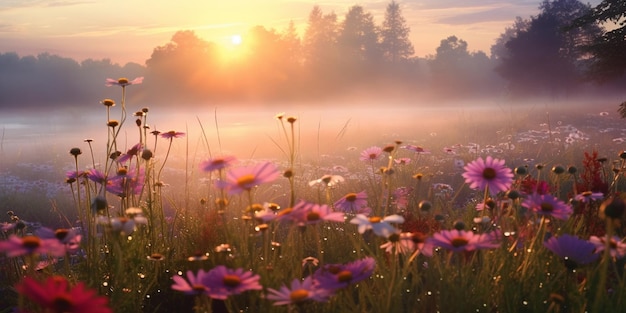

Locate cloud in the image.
[0,0,92,10]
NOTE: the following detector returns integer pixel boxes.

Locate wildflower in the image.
[350,214,404,237]
[0,235,65,257]
[462,156,513,195]
[105,77,144,87]
[302,256,320,267]
[202,265,262,300]
[359,146,383,162]
[544,234,599,270]
[116,143,143,164]
[333,191,370,215]
[380,231,426,255]
[403,145,430,154]
[218,162,280,195]
[106,168,145,197]
[97,216,146,235]
[574,191,604,203]
[101,98,115,106]
[35,227,82,254]
[160,130,186,139]
[522,193,573,220]
[16,276,112,313]
[426,229,500,253]
[86,169,107,184]
[199,155,237,173]
[171,270,210,295]
[394,157,411,165]
[278,200,344,225]
[308,174,345,188]
[314,257,376,291]
[266,276,331,306]
[589,235,626,259]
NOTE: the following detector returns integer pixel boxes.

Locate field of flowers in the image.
[1,78,626,313]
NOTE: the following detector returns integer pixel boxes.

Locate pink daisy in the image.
[199,155,238,173]
[266,276,331,306]
[0,235,66,257]
[16,276,112,313]
[426,229,500,253]
[218,162,280,194]
[359,146,383,162]
[334,191,370,215]
[522,193,573,220]
[171,270,210,295]
[105,77,143,87]
[462,156,513,195]
[201,266,262,300]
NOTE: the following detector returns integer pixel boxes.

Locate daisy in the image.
[16,276,112,313]
[403,145,430,154]
[279,200,345,225]
[308,174,345,188]
[201,266,262,300]
[426,229,500,253]
[350,214,405,237]
[522,193,573,220]
[589,235,626,259]
[574,191,604,203]
[116,143,143,164]
[171,270,210,295]
[314,257,376,291]
[160,130,186,139]
[462,156,513,195]
[544,234,599,270]
[0,234,66,257]
[218,162,280,195]
[266,276,331,306]
[105,77,143,87]
[359,146,383,162]
[35,227,82,254]
[199,155,237,173]
[380,231,426,255]
[334,191,370,214]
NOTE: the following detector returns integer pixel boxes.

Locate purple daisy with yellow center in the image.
[522,193,573,220]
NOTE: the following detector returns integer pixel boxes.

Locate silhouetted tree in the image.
[380,1,414,63]
[428,36,470,94]
[490,17,531,60]
[302,6,340,95]
[569,0,626,81]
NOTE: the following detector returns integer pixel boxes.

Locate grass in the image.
[1,79,626,312]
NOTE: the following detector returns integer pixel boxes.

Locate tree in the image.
[570,0,626,81]
[428,36,472,94]
[337,5,382,65]
[490,17,530,60]
[302,6,339,68]
[380,1,414,63]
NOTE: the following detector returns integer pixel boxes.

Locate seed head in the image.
[69,148,82,157]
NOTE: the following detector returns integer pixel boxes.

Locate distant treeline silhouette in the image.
[0,0,624,109]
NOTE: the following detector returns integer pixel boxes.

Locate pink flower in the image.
[171,270,210,295]
[462,156,513,196]
[426,229,500,253]
[160,130,186,139]
[105,77,143,87]
[334,191,370,215]
[116,143,143,164]
[199,155,238,173]
[313,257,375,290]
[16,276,112,313]
[403,145,430,154]
[202,266,262,300]
[522,193,573,220]
[589,235,626,259]
[359,146,383,162]
[277,200,344,225]
[267,277,331,306]
[35,227,82,254]
[218,162,280,195]
[0,235,66,257]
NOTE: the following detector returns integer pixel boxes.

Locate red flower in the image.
[16,276,112,313]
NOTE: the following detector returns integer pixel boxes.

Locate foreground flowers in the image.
[426,229,500,254]
[16,276,112,313]
[462,156,513,195]
[0,234,66,257]
[544,234,599,269]
[171,266,261,300]
[267,276,331,306]
[219,162,280,194]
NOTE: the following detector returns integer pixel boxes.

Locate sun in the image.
[230,34,242,46]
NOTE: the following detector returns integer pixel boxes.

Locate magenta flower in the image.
[16,276,112,313]
[314,257,375,290]
[589,235,626,259]
[277,200,344,225]
[266,276,331,306]
[359,146,383,162]
[574,191,604,203]
[334,191,370,215]
[105,77,143,87]
[172,270,210,295]
[35,227,82,254]
[394,157,412,165]
[200,155,237,173]
[426,229,500,253]
[380,231,426,256]
[160,130,186,139]
[522,193,573,220]
[462,156,513,195]
[219,162,280,194]
[201,266,262,300]
[117,143,143,164]
[403,144,430,154]
[544,234,599,269]
[106,168,145,197]
[0,235,66,257]
[350,214,404,237]
[86,169,108,184]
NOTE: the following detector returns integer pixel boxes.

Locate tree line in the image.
[0,0,624,109]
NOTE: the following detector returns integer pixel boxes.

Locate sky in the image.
[0,0,603,65]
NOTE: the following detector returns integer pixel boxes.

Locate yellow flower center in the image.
[289,289,309,302]
[118,78,129,84]
[482,167,497,180]
[236,174,256,188]
[450,237,469,248]
[369,216,382,223]
[337,270,353,282]
[22,236,41,249]
[222,274,241,287]
[345,193,357,202]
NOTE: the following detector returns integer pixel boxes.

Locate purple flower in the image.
[0,235,66,257]
[266,276,331,306]
[403,145,430,154]
[314,257,375,290]
[359,146,383,162]
[160,130,185,139]
[202,266,262,300]
[574,191,604,203]
[199,155,237,173]
[105,77,143,87]
[426,229,500,253]
[589,235,626,259]
[35,227,82,254]
[218,162,280,195]
[86,169,107,184]
[380,231,426,256]
[522,193,573,220]
[116,143,143,164]
[277,200,344,225]
[333,191,370,215]
[106,168,145,197]
[171,270,210,295]
[462,156,513,195]
[544,234,599,269]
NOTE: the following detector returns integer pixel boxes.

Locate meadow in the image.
[1,77,626,313]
